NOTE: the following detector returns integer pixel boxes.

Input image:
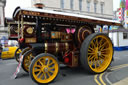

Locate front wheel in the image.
[80,33,113,74]
[30,53,59,85]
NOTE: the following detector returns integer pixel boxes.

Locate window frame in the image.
[61,0,64,9]
[70,0,74,10]
[87,1,90,12]
[94,3,97,13]
[123,32,128,39]
[79,0,82,11]
[101,3,104,14]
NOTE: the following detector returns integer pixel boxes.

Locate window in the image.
[101,3,104,14]
[87,2,90,12]
[70,0,74,10]
[79,0,82,11]
[2,48,9,52]
[123,33,128,39]
[94,3,97,13]
[61,0,64,9]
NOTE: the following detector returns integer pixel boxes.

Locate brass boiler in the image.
[44,42,72,53]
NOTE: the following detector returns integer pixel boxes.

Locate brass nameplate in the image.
[25,38,36,43]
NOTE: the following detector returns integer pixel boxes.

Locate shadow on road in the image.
[16,73,29,79]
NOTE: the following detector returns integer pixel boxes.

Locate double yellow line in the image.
[94,73,106,85]
[94,63,128,85]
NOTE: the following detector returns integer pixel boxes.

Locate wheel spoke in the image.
[101,47,109,51]
[98,38,103,47]
[49,66,55,70]
[99,57,103,65]
[88,49,93,52]
[35,65,41,68]
[39,60,44,66]
[39,73,44,79]
[44,73,47,80]
[88,47,94,51]
[100,55,105,59]
[88,52,95,55]
[100,42,108,50]
[36,71,41,77]
[89,60,93,66]
[95,38,98,47]
[97,60,101,67]
[47,72,51,77]
[47,59,50,66]
[94,59,97,68]
[88,55,95,61]
[101,53,108,56]
[49,70,54,73]
[34,69,41,72]
[48,62,54,66]
[101,50,109,54]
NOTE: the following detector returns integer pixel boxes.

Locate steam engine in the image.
[21,23,78,67]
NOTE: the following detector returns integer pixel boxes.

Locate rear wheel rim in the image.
[23,52,33,72]
[87,35,113,73]
[32,56,59,84]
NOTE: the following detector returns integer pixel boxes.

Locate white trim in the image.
[14,7,120,24]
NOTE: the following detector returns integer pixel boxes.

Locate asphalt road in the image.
[0,51,128,85]
[94,51,128,85]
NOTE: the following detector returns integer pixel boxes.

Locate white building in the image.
[0,0,7,38]
[31,0,114,20]
[109,29,128,51]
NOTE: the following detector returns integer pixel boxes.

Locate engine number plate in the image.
[25,38,36,43]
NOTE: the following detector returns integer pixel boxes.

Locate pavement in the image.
[112,51,128,85]
[112,77,128,85]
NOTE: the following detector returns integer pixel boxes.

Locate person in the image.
[0,44,3,59]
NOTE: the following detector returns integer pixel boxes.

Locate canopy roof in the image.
[13,7,121,26]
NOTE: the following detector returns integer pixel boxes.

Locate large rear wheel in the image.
[80,33,113,73]
[30,53,59,85]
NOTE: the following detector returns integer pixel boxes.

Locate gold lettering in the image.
[22,11,40,16]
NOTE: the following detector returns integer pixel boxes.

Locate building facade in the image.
[0,0,7,38]
[32,0,114,19]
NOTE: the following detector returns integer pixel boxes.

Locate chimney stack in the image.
[34,0,45,9]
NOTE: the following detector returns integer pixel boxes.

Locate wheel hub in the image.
[97,51,101,56]
[44,67,48,72]
[95,48,102,59]
[41,66,48,72]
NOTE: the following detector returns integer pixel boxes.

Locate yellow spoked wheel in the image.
[22,50,34,73]
[16,47,31,62]
[15,48,22,62]
[30,53,59,84]
[80,33,113,73]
